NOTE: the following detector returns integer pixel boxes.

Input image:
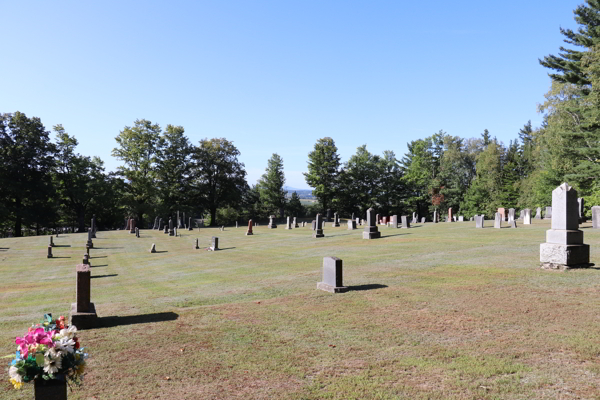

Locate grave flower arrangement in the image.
[5,314,88,390]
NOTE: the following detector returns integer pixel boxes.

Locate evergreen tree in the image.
[257,154,287,217]
[286,192,305,218]
[303,137,340,214]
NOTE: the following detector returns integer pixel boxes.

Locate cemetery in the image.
[0,208,599,399]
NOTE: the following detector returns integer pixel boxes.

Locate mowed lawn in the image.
[0,219,599,400]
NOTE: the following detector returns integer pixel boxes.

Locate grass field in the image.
[0,219,599,399]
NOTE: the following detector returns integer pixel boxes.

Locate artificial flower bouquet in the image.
[5,314,88,390]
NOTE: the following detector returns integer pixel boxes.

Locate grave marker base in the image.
[317,282,348,293]
[69,302,98,330]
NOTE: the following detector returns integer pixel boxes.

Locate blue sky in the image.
[1,1,581,189]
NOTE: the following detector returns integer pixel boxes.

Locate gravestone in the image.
[494,213,502,229]
[448,208,453,222]
[376,214,380,225]
[540,183,589,269]
[313,214,324,238]
[326,209,332,222]
[70,264,98,329]
[351,213,355,222]
[130,218,136,234]
[86,228,94,249]
[82,254,89,265]
[317,257,348,293]
[294,217,299,228]
[169,217,174,236]
[412,212,417,224]
[593,206,600,229]
[302,221,306,227]
[49,236,54,247]
[433,210,438,224]
[347,219,356,230]
[421,217,426,223]
[91,215,97,238]
[508,208,516,222]
[578,197,585,223]
[158,218,163,230]
[475,215,484,228]
[285,216,292,230]
[382,216,388,225]
[150,243,156,253]
[401,216,410,229]
[544,207,552,219]
[189,217,193,231]
[126,218,131,231]
[246,220,253,235]
[268,215,277,229]
[523,209,531,225]
[355,218,360,226]
[209,237,219,251]
[163,225,168,234]
[195,238,199,249]
[47,245,53,258]
[497,208,506,221]
[312,220,316,231]
[333,212,340,227]
[135,227,140,238]
[535,207,542,219]
[453,216,457,222]
[174,227,178,237]
[177,211,181,228]
[509,220,517,228]
[519,210,524,220]
[363,208,381,239]
[458,216,464,222]
[390,215,398,228]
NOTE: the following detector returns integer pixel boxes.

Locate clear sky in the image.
[1,1,581,189]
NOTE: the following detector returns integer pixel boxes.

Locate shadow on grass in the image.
[50,256,71,259]
[91,255,107,259]
[348,284,388,291]
[93,247,124,250]
[91,274,118,279]
[568,263,599,270]
[154,250,168,253]
[93,312,179,329]
[217,247,236,251]
[91,264,107,268]
[53,245,71,247]
[380,233,409,238]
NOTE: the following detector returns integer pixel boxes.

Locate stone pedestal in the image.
[540,183,589,270]
[34,378,67,400]
[317,257,348,293]
[70,264,97,329]
[363,208,381,239]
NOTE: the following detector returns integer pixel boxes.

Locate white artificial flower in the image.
[60,325,77,339]
[43,348,62,374]
[9,366,22,383]
[55,337,75,354]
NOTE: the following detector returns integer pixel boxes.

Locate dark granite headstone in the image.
[70,264,98,329]
[363,208,381,239]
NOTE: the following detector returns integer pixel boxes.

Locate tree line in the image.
[2,1,599,236]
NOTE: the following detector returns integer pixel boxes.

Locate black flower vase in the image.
[34,379,67,400]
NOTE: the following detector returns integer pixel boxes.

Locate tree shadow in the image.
[93,312,179,329]
[348,284,388,291]
[91,264,107,268]
[91,274,118,279]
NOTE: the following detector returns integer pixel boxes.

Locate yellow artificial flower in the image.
[10,378,23,389]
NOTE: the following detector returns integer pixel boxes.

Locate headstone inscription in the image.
[523,209,532,225]
[313,214,324,238]
[268,215,277,229]
[246,220,253,235]
[317,257,348,293]
[363,208,381,239]
[70,264,98,329]
[540,183,589,269]
[593,206,600,229]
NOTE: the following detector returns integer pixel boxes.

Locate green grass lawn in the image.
[1,219,599,399]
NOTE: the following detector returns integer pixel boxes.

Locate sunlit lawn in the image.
[1,218,599,399]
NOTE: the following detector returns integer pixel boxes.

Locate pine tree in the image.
[257,154,287,217]
[303,137,340,214]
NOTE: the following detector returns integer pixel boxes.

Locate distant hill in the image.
[284,187,314,199]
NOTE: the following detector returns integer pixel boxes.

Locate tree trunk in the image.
[210,206,217,226]
[77,207,86,233]
[14,198,22,237]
